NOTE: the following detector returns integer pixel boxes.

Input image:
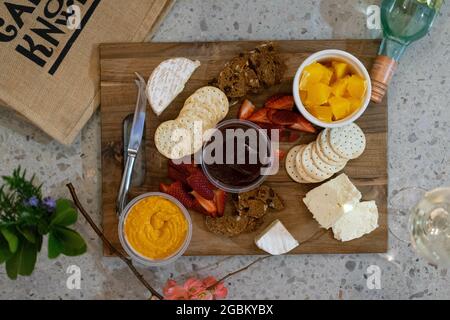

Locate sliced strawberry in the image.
[159,181,196,208]
[248,108,271,124]
[168,160,200,176]
[168,166,189,185]
[276,149,287,160]
[192,191,217,216]
[238,99,256,120]
[270,110,297,126]
[256,123,284,131]
[214,189,227,217]
[279,129,291,142]
[288,131,301,142]
[265,95,294,110]
[289,114,316,133]
[186,172,215,200]
[264,94,284,106]
[266,108,278,123]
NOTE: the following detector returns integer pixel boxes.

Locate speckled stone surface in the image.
[0,0,449,300]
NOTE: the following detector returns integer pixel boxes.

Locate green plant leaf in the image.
[0,234,12,264]
[50,227,87,257]
[17,226,37,244]
[0,227,19,253]
[47,232,62,259]
[50,199,78,227]
[36,235,43,252]
[5,238,37,279]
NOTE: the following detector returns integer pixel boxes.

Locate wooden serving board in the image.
[100,40,388,256]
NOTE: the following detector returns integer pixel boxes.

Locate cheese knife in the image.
[116,72,147,215]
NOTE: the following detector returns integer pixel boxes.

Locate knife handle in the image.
[116,155,136,216]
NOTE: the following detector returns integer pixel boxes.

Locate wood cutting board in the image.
[100,40,388,256]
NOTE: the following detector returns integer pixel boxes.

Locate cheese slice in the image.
[332,201,379,242]
[146,58,201,116]
[255,220,299,255]
[303,174,361,229]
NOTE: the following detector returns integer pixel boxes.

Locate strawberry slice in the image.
[289,114,316,133]
[266,108,278,123]
[214,189,227,217]
[279,129,291,142]
[186,172,215,200]
[238,99,256,120]
[168,165,189,185]
[192,191,217,217]
[288,131,301,142]
[256,123,284,131]
[248,108,271,124]
[276,149,287,160]
[265,95,294,110]
[159,181,196,208]
[270,110,297,126]
[169,160,200,176]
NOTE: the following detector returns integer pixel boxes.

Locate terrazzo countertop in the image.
[0,0,449,300]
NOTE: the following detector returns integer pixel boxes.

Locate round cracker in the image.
[318,129,348,163]
[179,104,215,131]
[181,100,218,128]
[185,86,229,121]
[314,139,343,167]
[285,146,308,183]
[176,116,205,155]
[329,123,366,159]
[300,143,333,182]
[294,145,322,183]
[311,142,346,175]
[155,120,190,159]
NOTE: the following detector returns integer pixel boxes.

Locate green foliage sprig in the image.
[0,167,87,279]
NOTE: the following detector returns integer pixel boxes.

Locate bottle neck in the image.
[378,37,409,62]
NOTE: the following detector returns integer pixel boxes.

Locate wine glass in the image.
[410,187,450,267]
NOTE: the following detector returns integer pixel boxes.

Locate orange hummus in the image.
[124,196,188,260]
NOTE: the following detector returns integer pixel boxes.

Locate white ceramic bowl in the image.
[118,192,192,267]
[293,49,372,128]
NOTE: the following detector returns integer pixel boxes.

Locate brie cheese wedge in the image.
[332,201,379,242]
[255,220,299,255]
[303,174,361,229]
[146,58,201,116]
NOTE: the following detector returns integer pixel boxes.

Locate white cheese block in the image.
[332,201,379,242]
[255,220,299,255]
[146,58,201,116]
[303,174,361,229]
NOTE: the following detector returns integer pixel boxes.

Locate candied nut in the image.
[269,194,284,211]
[245,199,268,218]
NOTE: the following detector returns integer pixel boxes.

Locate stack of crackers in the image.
[286,124,366,183]
[155,86,229,159]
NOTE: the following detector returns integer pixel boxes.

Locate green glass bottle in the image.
[370,0,442,103]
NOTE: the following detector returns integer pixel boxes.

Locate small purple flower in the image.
[25,196,39,207]
[43,197,56,211]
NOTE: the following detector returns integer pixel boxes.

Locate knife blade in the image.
[116,72,147,215]
[128,72,147,154]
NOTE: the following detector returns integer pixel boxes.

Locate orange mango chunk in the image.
[320,66,333,85]
[300,90,308,102]
[306,83,332,106]
[329,96,351,120]
[332,61,348,79]
[309,106,333,123]
[331,77,349,97]
[347,75,367,99]
[300,62,325,90]
[348,97,363,113]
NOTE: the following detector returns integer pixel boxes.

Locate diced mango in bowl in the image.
[299,60,366,123]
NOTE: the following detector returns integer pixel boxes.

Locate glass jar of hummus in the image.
[118,192,192,266]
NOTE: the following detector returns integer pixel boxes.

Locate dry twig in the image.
[66,183,163,300]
